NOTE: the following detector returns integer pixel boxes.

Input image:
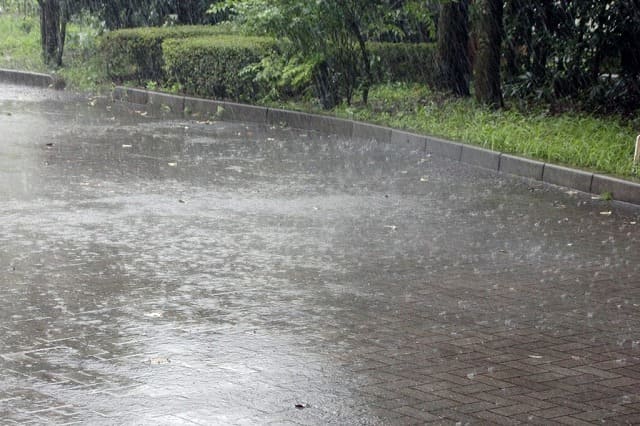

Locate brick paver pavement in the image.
[0,85,639,424]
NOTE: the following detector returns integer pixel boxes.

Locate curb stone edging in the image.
[0,68,58,89]
[111,86,640,206]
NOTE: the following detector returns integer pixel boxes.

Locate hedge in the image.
[369,42,437,86]
[163,35,276,102]
[100,24,235,82]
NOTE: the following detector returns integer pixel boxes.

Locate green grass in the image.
[0,15,43,71]
[0,13,109,91]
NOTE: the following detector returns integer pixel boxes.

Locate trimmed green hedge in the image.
[100,24,235,82]
[163,35,276,102]
[369,42,437,85]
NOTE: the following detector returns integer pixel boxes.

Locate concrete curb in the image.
[0,68,56,88]
[499,154,545,181]
[111,86,640,206]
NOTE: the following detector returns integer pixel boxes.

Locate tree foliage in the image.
[210,0,433,108]
[504,0,640,114]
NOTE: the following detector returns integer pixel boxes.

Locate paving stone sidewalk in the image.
[0,84,639,425]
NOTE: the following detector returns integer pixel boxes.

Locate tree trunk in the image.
[531,0,553,86]
[437,0,470,96]
[177,0,203,25]
[348,15,371,105]
[474,0,504,108]
[38,0,66,67]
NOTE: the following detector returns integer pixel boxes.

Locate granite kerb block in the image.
[461,145,501,171]
[499,154,545,181]
[543,163,594,193]
[591,174,640,205]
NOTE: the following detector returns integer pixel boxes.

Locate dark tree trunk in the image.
[437,0,470,96]
[621,28,640,79]
[314,61,340,109]
[530,0,553,86]
[474,0,504,108]
[38,0,66,67]
[348,15,372,105]
[177,0,204,25]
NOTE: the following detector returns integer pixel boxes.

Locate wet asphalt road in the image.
[1,84,640,425]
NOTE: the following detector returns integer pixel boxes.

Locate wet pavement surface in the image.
[1,84,640,425]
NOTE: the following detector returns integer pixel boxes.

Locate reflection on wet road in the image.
[1,84,640,424]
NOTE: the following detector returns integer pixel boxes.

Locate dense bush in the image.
[163,35,275,102]
[369,42,436,85]
[100,24,234,82]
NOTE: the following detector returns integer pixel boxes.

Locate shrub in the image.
[369,42,437,86]
[100,24,235,82]
[163,35,276,102]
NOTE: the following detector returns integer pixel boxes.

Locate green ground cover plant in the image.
[0,12,107,91]
[0,14,43,71]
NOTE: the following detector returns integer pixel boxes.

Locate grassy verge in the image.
[336,83,639,178]
[0,14,43,71]
[267,83,639,179]
[0,13,109,92]
[0,14,637,179]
